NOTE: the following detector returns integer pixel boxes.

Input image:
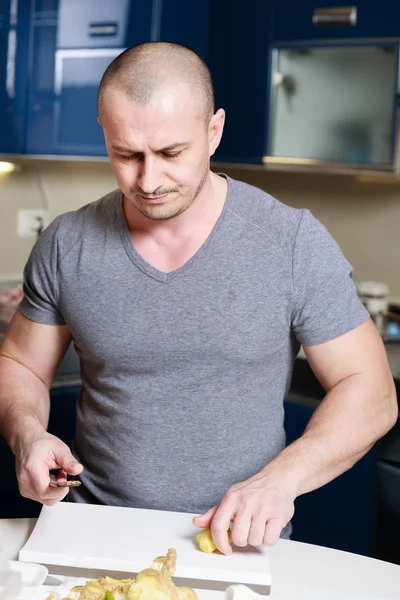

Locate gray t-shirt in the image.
[19,175,369,522]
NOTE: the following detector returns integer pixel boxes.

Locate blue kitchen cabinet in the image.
[210,0,400,167]
[209,0,273,164]
[0,0,30,154]
[284,398,376,557]
[159,0,211,63]
[25,1,59,155]
[26,0,154,156]
[25,0,212,157]
[272,0,400,42]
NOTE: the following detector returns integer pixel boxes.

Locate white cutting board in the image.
[19,503,271,593]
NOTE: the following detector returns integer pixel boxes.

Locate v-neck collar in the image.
[115,174,232,283]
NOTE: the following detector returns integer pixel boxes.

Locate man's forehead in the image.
[101,83,203,126]
[112,140,189,153]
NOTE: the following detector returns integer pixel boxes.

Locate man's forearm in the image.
[0,355,50,453]
[262,372,397,498]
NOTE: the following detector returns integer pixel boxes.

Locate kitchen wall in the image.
[0,160,399,300]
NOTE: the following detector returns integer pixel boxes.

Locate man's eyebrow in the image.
[112,142,188,153]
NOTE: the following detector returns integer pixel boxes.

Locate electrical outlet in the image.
[17,209,50,238]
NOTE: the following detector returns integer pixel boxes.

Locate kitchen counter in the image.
[2,518,400,600]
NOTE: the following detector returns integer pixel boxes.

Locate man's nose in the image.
[137,156,164,194]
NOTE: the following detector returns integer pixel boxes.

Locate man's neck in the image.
[122,172,228,273]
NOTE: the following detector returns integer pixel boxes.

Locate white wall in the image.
[0,160,399,300]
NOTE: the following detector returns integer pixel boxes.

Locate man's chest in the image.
[58,266,293,369]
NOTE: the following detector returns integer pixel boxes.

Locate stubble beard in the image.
[133,164,209,221]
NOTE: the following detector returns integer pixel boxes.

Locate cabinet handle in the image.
[9,0,18,26]
[6,29,16,99]
[88,22,118,37]
[312,6,357,27]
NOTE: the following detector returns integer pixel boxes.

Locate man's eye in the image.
[120,154,140,160]
[162,151,182,159]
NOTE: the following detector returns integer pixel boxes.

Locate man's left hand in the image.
[192,473,295,555]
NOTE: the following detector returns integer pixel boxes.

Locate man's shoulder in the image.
[226,175,304,247]
[57,188,120,229]
[42,188,120,251]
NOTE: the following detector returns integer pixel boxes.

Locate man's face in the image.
[99,83,223,221]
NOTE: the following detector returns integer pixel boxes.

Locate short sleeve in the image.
[291,209,369,345]
[18,217,66,326]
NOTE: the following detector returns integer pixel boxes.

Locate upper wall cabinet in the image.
[57,0,136,49]
[26,0,154,156]
[211,0,400,172]
[159,0,211,63]
[268,43,399,169]
[272,0,400,42]
[209,0,274,165]
[0,0,31,154]
[1,0,211,158]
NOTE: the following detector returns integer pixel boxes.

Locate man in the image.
[0,42,397,556]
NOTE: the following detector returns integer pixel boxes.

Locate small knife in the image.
[49,473,82,488]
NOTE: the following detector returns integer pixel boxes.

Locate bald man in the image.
[0,43,397,555]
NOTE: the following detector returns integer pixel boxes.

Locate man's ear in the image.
[208,108,225,157]
[97,117,102,127]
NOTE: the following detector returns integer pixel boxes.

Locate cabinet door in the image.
[57,0,131,49]
[52,48,124,155]
[25,0,59,155]
[272,0,400,42]
[209,0,273,164]
[269,43,398,167]
[57,0,152,50]
[159,0,211,62]
[26,0,153,156]
[0,0,30,154]
[284,399,376,556]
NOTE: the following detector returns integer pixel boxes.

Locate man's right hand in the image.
[15,431,83,506]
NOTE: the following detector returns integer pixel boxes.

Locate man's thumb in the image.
[57,453,83,475]
[192,505,218,529]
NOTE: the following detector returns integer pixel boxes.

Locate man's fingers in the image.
[248,511,269,547]
[56,453,83,475]
[230,509,252,547]
[263,518,283,546]
[210,501,236,555]
[192,505,218,528]
[54,469,68,484]
[41,486,69,505]
[19,460,68,504]
[16,434,82,507]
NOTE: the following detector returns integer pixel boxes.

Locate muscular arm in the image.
[0,311,82,505]
[262,319,397,496]
[194,319,398,553]
[0,310,71,452]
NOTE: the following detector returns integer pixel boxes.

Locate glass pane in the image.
[269,45,398,165]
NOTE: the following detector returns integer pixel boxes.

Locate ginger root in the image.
[128,548,197,600]
[47,549,197,600]
[196,528,232,554]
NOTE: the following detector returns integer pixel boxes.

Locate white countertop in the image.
[2,518,400,600]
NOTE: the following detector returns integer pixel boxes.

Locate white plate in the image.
[8,560,48,587]
[15,576,226,600]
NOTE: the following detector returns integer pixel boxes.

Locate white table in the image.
[1,518,400,600]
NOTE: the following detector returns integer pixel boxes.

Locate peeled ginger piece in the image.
[196,528,232,553]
